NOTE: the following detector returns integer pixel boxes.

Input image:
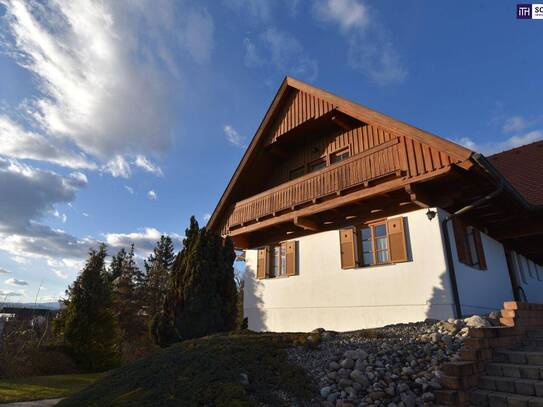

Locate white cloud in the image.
[0,268,11,274]
[313,0,368,31]
[104,155,131,178]
[0,115,96,169]
[0,158,95,262]
[124,185,134,195]
[457,130,543,155]
[0,0,214,176]
[134,155,163,176]
[179,8,214,65]
[69,172,88,185]
[147,190,157,200]
[105,227,182,258]
[5,277,28,286]
[10,256,28,264]
[244,28,318,82]
[203,213,211,222]
[82,212,89,217]
[225,0,272,21]
[54,269,68,279]
[224,125,246,148]
[313,0,406,85]
[502,116,528,134]
[0,289,23,297]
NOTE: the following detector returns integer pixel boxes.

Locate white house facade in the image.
[208,77,543,334]
[243,208,543,332]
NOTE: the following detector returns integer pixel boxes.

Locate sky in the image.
[0,0,542,304]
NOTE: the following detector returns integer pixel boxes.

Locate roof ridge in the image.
[489,139,543,158]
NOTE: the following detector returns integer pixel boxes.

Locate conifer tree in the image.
[151,217,237,346]
[143,236,175,320]
[63,244,120,371]
[110,245,146,343]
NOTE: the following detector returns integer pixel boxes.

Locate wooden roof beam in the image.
[294,216,321,232]
[404,184,430,208]
[493,218,543,240]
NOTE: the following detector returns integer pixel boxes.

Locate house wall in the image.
[442,209,514,316]
[510,251,543,303]
[441,209,543,315]
[244,208,457,333]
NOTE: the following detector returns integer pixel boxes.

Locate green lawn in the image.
[0,373,103,403]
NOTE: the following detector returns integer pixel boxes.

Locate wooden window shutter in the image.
[387,217,408,263]
[339,228,357,269]
[452,218,469,264]
[473,229,487,270]
[286,241,297,276]
[257,247,269,279]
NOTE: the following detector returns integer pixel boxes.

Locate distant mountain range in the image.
[0,302,61,310]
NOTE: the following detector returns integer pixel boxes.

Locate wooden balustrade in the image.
[224,139,403,232]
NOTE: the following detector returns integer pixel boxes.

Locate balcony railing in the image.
[224,139,402,232]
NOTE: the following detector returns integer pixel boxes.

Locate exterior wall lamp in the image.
[426,208,437,221]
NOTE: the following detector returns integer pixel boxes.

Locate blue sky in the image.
[0,0,542,303]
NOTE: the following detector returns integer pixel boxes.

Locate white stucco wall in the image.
[442,209,515,316]
[442,209,543,315]
[244,208,457,332]
[510,251,543,303]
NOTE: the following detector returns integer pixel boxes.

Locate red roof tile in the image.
[488,140,543,206]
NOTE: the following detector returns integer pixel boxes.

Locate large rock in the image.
[350,369,369,386]
[464,315,491,328]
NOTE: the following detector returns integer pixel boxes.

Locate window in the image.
[465,226,481,267]
[452,218,487,270]
[257,242,297,279]
[359,223,390,266]
[330,148,350,164]
[289,166,305,180]
[339,217,408,270]
[308,158,326,173]
[270,243,287,277]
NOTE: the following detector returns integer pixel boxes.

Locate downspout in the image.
[441,166,504,319]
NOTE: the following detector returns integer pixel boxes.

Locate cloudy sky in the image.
[0,0,542,303]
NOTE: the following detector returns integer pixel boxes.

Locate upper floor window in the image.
[308,158,326,173]
[331,148,350,164]
[289,166,305,180]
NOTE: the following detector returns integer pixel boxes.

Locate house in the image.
[207,77,543,333]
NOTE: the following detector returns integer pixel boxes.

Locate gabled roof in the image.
[207,77,474,231]
[488,140,543,206]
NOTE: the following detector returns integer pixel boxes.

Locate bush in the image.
[0,321,78,378]
[152,217,238,346]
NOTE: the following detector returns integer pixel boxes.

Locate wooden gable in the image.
[207,77,474,235]
[266,89,335,144]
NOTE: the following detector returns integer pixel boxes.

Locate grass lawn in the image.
[0,373,103,403]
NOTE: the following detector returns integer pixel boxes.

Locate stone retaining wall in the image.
[435,301,543,406]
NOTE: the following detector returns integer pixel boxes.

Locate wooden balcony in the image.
[223,139,403,233]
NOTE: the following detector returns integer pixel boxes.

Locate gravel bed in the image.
[288,315,499,407]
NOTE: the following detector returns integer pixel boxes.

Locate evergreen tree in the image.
[151,217,237,346]
[110,245,146,343]
[143,236,175,320]
[63,244,120,371]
